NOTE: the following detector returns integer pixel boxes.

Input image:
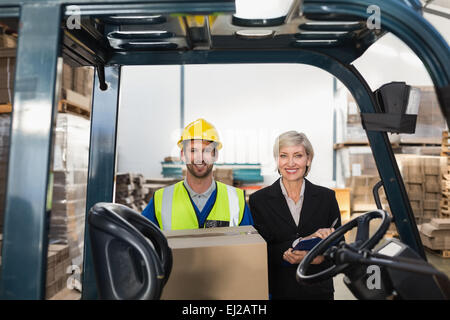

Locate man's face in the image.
[182,140,217,178]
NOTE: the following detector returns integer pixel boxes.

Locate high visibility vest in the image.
[153,181,245,230]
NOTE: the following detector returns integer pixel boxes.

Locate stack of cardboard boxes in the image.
[345,155,446,225]
[46,244,72,299]
[0,37,93,266]
[214,168,234,185]
[346,175,386,214]
[440,131,450,217]
[143,177,180,203]
[181,167,234,186]
[397,155,446,224]
[419,218,450,257]
[115,173,151,212]
[50,113,90,267]
[60,65,94,116]
[0,240,75,299]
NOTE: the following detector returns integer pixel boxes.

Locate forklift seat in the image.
[88,202,172,300]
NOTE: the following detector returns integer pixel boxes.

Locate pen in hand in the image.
[291,217,340,249]
[330,217,339,230]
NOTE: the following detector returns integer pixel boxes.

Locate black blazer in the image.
[249,178,341,300]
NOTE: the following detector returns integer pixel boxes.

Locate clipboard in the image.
[292,237,322,251]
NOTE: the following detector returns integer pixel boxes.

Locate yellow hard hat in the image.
[177,118,222,150]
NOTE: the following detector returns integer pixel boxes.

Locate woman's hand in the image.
[305,228,335,240]
[283,248,325,265]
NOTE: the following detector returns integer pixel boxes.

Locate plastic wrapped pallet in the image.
[50,113,90,267]
[73,66,94,98]
[0,48,15,104]
[62,63,73,91]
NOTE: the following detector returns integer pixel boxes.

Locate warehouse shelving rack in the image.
[0,0,448,299]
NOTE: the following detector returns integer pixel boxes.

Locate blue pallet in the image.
[161,162,264,183]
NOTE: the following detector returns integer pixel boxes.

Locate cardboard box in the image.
[405,183,424,201]
[62,63,73,91]
[161,226,268,300]
[418,218,450,250]
[424,175,440,193]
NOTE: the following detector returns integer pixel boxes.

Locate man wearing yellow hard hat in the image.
[142,118,253,230]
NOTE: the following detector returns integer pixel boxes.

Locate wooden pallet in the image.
[441,131,450,217]
[334,140,441,150]
[48,288,81,300]
[384,230,399,239]
[0,103,12,113]
[441,210,450,217]
[425,247,450,259]
[441,131,450,155]
[0,101,90,119]
[58,99,90,119]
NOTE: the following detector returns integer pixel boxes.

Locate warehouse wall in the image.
[184,64,334,186]
[117,64,335,187]
[116,65,181,178]
[353,12,450,89]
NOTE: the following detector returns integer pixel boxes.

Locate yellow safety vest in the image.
[153,181,245,230]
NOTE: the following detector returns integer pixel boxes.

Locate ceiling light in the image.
[234,0,295,20]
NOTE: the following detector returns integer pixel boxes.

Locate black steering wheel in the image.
[296,210,391,283]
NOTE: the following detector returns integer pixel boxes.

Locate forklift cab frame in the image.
[0,0,448,299]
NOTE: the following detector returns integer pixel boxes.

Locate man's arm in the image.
[141,197,160,227]
[239,202,254,226]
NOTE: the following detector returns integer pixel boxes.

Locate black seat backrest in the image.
[88,202,172,300]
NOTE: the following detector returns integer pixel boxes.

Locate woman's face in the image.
[278,144,311,182]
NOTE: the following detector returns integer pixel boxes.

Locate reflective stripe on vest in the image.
[154,181,245,230]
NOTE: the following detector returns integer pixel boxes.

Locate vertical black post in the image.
[0,3,62,299]
[81,66,121,299]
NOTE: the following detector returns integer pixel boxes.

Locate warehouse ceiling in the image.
[0,1,446,67]
[61,1,389,68]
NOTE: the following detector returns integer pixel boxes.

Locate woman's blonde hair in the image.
[273,131,314,176]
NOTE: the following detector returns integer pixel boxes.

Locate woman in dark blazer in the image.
[249,131,341,300]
